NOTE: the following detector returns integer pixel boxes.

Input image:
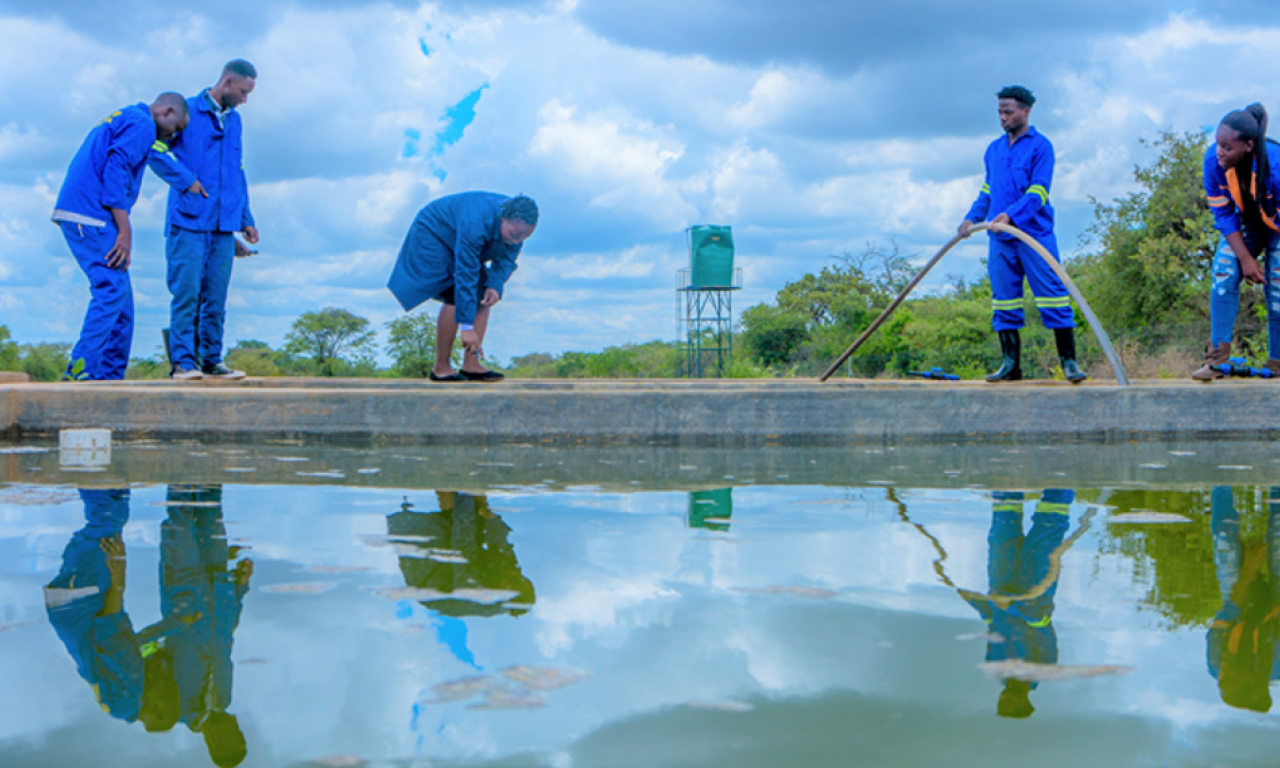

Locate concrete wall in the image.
[2,378,1279,444]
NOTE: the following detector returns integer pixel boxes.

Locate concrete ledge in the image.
[1,377,1277,444]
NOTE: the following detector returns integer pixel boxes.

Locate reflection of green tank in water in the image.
[687,488,732,532]
[387,491,535,617]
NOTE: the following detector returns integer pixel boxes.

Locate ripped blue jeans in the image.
[1210,233,1280,359]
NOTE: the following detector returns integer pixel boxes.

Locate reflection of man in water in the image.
[962,489,1072,718]
[44,488,144,722]
[157,484,253,767]
[1207,486,1280,712]
[388,491,535,618]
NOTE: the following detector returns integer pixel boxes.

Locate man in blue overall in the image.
[44,489,143,720]
[52,95,189,381]
[387,192,538,381]
[159,484,253,767]
[150,59,260,381]
[959,86,1086,383]
[961,489,1073,718]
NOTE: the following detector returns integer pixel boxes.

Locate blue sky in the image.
[0,1,1276,363]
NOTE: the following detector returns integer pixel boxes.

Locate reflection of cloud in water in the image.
[534,578,678,656]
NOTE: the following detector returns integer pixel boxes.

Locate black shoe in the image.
[202,363,246,380]
[1053,328,1087,383]
[460,369,505,382]
[986,330,1023,382]
[428,371,467,382]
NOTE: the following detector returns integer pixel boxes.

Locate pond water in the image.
[2,439,1280,767]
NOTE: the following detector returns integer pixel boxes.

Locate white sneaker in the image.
[171,368,204,381]
[203,363,246,380]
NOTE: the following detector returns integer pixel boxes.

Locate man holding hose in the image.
[958,86,1086,383]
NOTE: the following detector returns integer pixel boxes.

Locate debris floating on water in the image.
[356,468,381,475]
[368,586,520,604]
[956,632,1006,643]
[1218,465,1254,471]
[469,690,547,710]
[1139,464,1167,469]
[500,665,587,691]
[979,660,1134,682]
[0,447,49,455]
[1108,512,1193,524]
[273,457,309,463]
[224,467,256,473]
[359,535,434,547]
[1168,451,1196,457]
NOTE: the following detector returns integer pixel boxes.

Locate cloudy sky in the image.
[0,0,1276,364]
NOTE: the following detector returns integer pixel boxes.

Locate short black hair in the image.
[223,59,258,80]
[153,91,189,118]
[500,194,539,226]
[997,85,1035,108]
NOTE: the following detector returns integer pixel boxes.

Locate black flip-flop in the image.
[459,369,505,382]
[428,371,467,382]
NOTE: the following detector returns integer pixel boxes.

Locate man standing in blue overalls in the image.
[958,86,1086,383]
[150,60,260,381]
[52,95,189,381]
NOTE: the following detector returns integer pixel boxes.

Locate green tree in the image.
[1073,131,1218,343]
[226,340,286,377]
[283,307,376,377]
[386,314,460,378]
[0,325,18,371]
[18,342,71,381]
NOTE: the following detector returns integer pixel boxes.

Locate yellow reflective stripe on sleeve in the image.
[981,183,991,194]
[1027,184,1049,205]
[1035,502,1071,515]
[101,110,122,124]
[1027,615,1052,628]
[152,140,169,153]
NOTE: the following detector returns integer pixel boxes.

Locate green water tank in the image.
[688,225,735,288]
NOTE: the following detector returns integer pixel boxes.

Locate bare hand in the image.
[105,232,132,270]
[1241,255,1265,285]
[186,180,209,198]
[991,213,1012,228]
[460,329,484,358]
[958,219,975,237]
[234,238,254,258]
[481,288,501,307]
[242,226,259,245]
[101,536,126,579]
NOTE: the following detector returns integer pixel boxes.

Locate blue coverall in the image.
[964,490,1073,681]
[52,104,160,380]
[149,91,255,371]
[964,127,1074,332]
[158,485,247,729]
[1203,142,1280,358]
[387,192,522,328]
[44,488,143,721]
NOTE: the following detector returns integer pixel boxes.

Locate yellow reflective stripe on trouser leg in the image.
[1027,615,1052,628]
[992,298,1023,310]
[1035,502,1071,515]
[993,502,1023,513]
[1034,296,1071,308]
